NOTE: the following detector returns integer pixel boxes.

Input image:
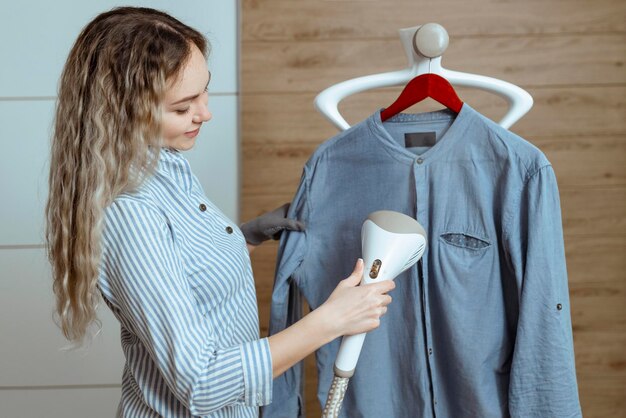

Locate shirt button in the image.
[199,203,207,212]
[416,157,424,164]
[225,226,234,234]
[557,303,563,310]
[428,348,433,355]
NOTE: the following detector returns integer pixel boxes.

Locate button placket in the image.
[414,162,438,415]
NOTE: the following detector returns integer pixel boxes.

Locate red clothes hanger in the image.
[380,73,463,121]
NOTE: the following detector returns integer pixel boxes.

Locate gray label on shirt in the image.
[405,132,437,148]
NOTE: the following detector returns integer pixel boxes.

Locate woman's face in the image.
[161,43,212,151]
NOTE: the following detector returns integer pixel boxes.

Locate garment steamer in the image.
[322,210,427,417]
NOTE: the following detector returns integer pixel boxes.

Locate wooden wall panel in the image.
[242,0,626,39]
[574,331,626,377]
[242,1,626,416]
[577,375,626,417]
[243,35,626,93]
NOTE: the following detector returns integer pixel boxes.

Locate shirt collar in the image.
[367,103,473,165]
[156,147,194,193]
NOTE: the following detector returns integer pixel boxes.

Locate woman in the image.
[45,7,394,417]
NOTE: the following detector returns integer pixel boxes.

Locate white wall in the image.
[0,1,240,417]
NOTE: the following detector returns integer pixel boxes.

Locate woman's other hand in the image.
[240,203,305,247]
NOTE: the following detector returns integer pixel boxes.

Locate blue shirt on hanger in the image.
[262,104,582,418]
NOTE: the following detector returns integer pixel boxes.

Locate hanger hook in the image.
[413,23,449,59]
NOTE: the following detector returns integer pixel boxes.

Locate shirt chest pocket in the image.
[437,230,493,270]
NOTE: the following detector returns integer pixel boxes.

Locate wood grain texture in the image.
[577,375,626,418]
[561,187,626,235]
[243,0,626,40]
[242,35,626,93]
[574,331,626,377]
[241,0,626,415]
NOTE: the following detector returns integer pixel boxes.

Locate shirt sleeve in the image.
[100,198,273,415]
[504,165,582,417]
[261,168,310,418]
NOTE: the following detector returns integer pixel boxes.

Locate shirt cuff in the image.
[240,337,273,406]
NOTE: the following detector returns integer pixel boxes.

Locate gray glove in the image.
[239,203,305,245]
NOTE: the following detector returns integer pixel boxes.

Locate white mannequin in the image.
[314,23,533,131]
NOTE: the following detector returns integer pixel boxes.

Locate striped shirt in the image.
[99,147,273,417]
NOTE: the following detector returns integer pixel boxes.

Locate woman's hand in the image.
[318,259,395,337]
[267,258,396,378]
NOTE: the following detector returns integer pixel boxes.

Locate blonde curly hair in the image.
[45,6,208,344]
